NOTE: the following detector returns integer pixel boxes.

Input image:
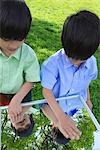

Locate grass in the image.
[1,1,100,149]
[25,0,100,122]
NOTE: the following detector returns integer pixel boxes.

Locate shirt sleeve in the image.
[24,49,40,82]
[41,58,58,89]
[89,56,98,80]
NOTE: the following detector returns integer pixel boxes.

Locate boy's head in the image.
[61,10,100,60]
[0,0,32,41]
[11,114,34,138]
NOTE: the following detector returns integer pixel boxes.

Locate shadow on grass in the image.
[26,18,62,64]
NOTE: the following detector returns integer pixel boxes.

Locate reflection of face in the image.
[0,38,24,56]
[69,58,86,67]
[14,114,31,132]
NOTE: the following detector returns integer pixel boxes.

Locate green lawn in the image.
[26,0,100,122]
[2,0,100,149]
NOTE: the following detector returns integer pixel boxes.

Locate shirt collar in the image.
[81,59,90,69]
[11,46,21,60]
[61,49,73,68]
[0,50,4,56]
[61,48,89,69]
[0,46,22,60]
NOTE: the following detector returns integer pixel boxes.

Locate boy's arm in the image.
[86,88,93,110]
[8,82,33,124]
[43,88,81,140]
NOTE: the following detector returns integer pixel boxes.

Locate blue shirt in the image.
[41,49,98,114]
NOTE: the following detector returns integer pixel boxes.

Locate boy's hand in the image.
[8,100,23,124]
[57,113,81,140]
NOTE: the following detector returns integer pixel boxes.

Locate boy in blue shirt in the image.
[0,0,40,137]
[41,10,99,144]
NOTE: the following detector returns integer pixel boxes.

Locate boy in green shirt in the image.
[0,0,40,137]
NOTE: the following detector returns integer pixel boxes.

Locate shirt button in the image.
[72,88,74,92]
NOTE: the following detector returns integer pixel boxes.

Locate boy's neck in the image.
[68,57,85,67]
[0,48,16,57]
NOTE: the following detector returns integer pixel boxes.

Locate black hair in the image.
[61,10,100,60]
[52,127,70,145]
[11,114,34,138]
[0,0,32,41]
